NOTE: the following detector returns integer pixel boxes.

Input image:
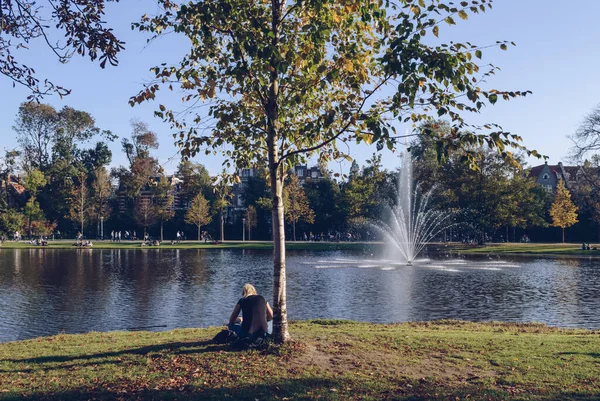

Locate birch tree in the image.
[92,167,113,238]
[132,0,536,342]
[246,205,257,241]
[153,175,175,241]
[69,172,92,236]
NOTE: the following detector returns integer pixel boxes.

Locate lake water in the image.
[1,248,600,343]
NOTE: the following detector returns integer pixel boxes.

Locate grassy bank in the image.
[455,243,600,257]
[1,320,599,400]
[0,240,376,251]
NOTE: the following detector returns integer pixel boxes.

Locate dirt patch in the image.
[288,340,498,382]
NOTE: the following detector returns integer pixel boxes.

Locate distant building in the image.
[230,164,324,210]
[293,165,323,184]
[529,161,583,193]
[117,175,185,214]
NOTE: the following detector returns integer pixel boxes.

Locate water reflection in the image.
[2,249,600,342]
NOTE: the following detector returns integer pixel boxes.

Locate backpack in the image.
[212,329,238,344]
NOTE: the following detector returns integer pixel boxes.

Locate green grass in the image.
[456,243,600,257]
[0,239,377,251]
[1,320,599,400]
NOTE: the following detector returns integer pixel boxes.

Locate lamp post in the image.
[242,218,246,241]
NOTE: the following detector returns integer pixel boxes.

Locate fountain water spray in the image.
[374,151,454,265]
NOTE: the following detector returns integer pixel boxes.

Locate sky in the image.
[1,0,599,176]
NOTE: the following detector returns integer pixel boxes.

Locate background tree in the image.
[91,167,113,239]
[117,121,160,199]
[135,199,157,238]
[0,209,25,241]
[341,154,390,224]
[283,174,314,241]
[0,149,20,210]
[304,175,342,236]
[153,174,175,241]
[23,169,47,237]
[569,104,600,162]
[240,169,271,240]
[69,173,92,236]
[550,179,579,243]
[246,205,257,241]
[132,0,534,342]
[53,106,115,165]
[496,172,549,242]
[13,102,58,172]
[212,172,232,242]
[1,0,124,98]
[185,193,212,241]
[176,160,212,207]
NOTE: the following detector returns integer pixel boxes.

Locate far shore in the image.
[0,239,379,251]
[2,240,600,257]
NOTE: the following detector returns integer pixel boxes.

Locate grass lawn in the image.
[1,320,599,400]
[0,240,377,251]
[455,243,600,257]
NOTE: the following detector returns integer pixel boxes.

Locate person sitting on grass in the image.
[228,283,273,340]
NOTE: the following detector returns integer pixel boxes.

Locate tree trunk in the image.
[220,209,224,241]
[160,221,164,242]
[292,221,296,242]
[198,225,201,241]
[267,0,290,344]
[505,226,508,243]
[270,161,289,343]
[81,220,84,238]
[249,225,251,241]
[562,227,565,243]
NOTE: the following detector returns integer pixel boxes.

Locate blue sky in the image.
[1,0,598,175]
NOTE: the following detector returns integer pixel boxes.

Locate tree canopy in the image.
[1,0,124,98]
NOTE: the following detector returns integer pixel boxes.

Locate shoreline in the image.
[0,239,379,251]
[2,240,600,257]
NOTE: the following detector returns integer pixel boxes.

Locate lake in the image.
[1,248,600,343]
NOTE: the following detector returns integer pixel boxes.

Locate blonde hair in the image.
[242,283,257,298]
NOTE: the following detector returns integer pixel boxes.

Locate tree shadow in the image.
[556,352,600,358]
[3,378,600,401]
[1,339,226,366]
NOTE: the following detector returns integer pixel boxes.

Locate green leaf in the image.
[433,25,439,37]
[500,43,508,50]
[475,49,482,59]
[489,94,498,104]
[458,10,468,20]
[445,16,456,25]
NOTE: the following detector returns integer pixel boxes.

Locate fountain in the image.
[375,150,454,265]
